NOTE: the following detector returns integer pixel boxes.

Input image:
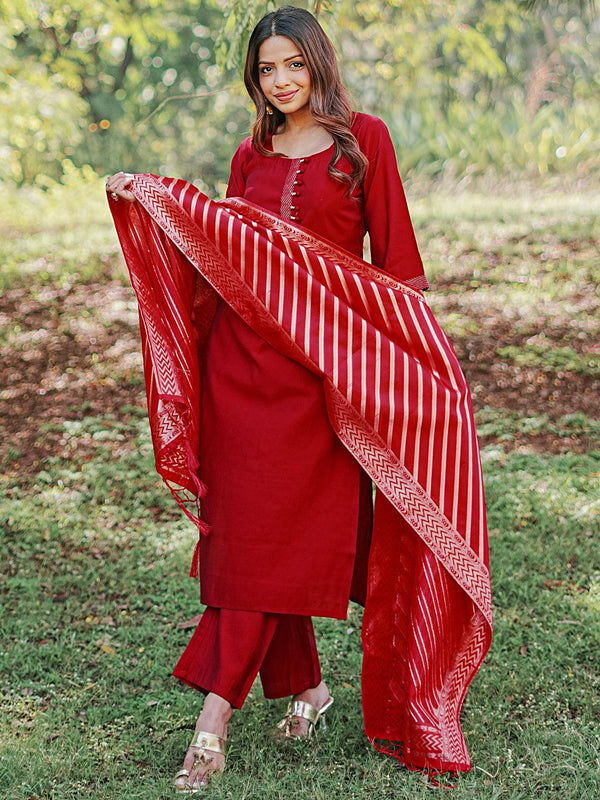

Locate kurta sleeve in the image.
[226,137,251,198]
[356,115,429,290]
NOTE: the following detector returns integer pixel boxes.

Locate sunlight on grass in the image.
[579,574,600,614]
[411,188,600,223]
[0,172,123,291]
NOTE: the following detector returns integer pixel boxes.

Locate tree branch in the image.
[114,36,134,93]
[136,87,233,127]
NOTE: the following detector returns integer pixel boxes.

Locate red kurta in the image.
[198,113,427,618]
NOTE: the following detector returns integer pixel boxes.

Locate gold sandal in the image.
[174,730,227,793]
[276,696,334,739]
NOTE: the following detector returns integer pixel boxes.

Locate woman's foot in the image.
[174,693,232,791]
[277,680,332,738]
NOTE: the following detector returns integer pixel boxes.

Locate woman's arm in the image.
[225,138,251,198]
[356,115,429,290]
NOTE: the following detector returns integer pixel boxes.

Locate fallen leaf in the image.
[178,614,202,629]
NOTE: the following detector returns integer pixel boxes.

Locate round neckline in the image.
[266,134,334,160]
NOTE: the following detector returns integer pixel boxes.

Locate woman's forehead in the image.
[258,35,303,63]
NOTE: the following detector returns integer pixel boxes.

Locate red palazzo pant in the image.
[173,607,322,708]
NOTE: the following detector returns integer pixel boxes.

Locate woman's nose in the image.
[274,68,290,88]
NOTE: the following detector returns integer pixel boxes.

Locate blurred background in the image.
[1,4,599,798]
[1,0,598,194]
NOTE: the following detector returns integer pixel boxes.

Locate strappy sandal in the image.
[275,696,334,739]
[174,730,227,793]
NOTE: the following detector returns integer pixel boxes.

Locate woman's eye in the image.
[260,66,272,74]
[290,61,305,69]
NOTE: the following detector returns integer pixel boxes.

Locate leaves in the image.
[0,0,599,185]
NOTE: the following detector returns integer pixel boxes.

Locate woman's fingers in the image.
[110,188,136,202]
[105,172,135,202]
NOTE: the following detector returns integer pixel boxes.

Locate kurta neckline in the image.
[266,136,334,160]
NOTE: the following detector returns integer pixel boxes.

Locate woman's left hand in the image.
[105,172,135,202]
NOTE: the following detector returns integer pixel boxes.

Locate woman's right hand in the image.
[105,171,135,202]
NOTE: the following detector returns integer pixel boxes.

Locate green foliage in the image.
[497,344,600,375]
[0,0,598,189]
[0,0,252,191]
[475,407,600,442]
[332,0,600,179]
[215,0,278,71]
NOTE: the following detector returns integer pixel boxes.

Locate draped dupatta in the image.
[109,174,492,776]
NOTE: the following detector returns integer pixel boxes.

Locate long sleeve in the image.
[356,115,429,290]
[226,137,251,198]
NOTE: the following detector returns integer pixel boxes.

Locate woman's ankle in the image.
[195,692,233,739]
[294,680,330,708]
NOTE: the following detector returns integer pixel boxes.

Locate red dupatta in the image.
[109,174,492,777]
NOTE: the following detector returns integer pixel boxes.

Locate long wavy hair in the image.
[243,6,368,193]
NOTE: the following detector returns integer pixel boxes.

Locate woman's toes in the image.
[174,744,225,790]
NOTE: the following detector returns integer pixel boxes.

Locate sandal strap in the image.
[174,769,190,780]
[287,699,320,725]
[276,696,334,737]
[189,730,227,755]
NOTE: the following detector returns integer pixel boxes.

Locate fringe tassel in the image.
[189,538,201,578]
[166,482,211,536]
[185,439,208,498]
[369,738,462,789]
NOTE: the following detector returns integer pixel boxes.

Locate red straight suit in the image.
[109,112,491,774]
[192,113,427,619]
[174,113,426,706]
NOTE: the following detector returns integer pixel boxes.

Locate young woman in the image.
[106,5,492,791]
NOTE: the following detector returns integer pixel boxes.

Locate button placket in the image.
[281,157,310,223]
[291,157,308,222]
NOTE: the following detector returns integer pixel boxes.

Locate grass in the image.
[1,172,599,799]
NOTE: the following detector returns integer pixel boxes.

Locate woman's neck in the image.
[278,106,318,135]
[273,109,333,158]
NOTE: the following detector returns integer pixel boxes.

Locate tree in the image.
[0,0,251,190]
[0,0,598,187]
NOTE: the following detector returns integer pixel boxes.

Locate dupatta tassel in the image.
[189,538,202,578]
[165,480,211,539]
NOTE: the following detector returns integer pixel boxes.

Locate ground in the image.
[0,180,598,800]
[1,188,598,475]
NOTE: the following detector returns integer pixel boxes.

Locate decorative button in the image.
[291,191,297,196]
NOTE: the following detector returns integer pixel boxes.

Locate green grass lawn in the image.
[1,175,599,799]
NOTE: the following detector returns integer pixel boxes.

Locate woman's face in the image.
[258,35,312,117]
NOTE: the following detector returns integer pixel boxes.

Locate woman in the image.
[106,5,492,791]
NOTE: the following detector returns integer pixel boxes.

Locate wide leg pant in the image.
[173,607,322,708]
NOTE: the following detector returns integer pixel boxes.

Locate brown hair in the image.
[243,6,368,193]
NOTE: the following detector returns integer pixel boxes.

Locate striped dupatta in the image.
[109,174,492,777]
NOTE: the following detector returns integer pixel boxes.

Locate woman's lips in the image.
[274,90,298,102]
